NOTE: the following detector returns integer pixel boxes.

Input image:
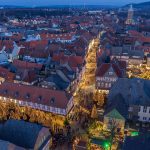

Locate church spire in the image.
[125,4,135,25]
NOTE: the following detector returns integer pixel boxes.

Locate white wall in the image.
[138,106,150,122]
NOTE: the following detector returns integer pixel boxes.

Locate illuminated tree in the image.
[97,93,105,107]
[63,118,69,127]
[91,105,98,119]
[93,91,105,107]
[0,103,5,120]
[5,102,21,120]
[0,101,65,132]
[139,71,150,79]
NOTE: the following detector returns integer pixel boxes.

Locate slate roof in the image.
[45,74,70,90]
[105,94,128,120]
[108,78,150,106]
[0,120,43,149]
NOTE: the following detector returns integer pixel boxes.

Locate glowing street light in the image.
[131,131,139,137]
[103,141,111,150]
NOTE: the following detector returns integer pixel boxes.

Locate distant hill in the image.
[0,5,117,9]
[124,1,150,9]
[0,5,26,8]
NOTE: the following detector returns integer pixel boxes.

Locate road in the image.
[54,38,100,150]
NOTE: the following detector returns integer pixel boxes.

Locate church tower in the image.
[125,5,135,25]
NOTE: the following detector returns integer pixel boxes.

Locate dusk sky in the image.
[0,0,148,6]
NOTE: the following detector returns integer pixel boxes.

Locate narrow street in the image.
[70,38,100,123]
[77,38,99,96]
[54,38,100,150]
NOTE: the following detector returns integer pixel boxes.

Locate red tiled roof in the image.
[28,40,48,48]
[138,37,150,43]
[16,69,37,83]
[96,63,123,77]
[0,67,15,81]
[13,60,43,70]
[0,82,70,109]
[52,53,84,68]
[135,46,150,53]
[128,30,143,37]
[96,63,110,77]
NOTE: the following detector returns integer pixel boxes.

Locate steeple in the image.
[125,4,135,25]
[129,4,133,11]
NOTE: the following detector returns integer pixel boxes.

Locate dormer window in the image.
[4,89,8,94]
[15,91,19,97]
[50,97,55,104]
[38,95,42,101]
[26,93,30,99]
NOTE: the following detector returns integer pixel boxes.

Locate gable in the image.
[105,109,125,120]
[104,66,117,77]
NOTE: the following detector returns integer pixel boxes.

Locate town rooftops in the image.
[0,119,50,149]
[0,67,15,81]
[0,82,71,109]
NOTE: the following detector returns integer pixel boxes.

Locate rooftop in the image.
[0,120,46,149]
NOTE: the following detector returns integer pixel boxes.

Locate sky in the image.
[0,0,149,6]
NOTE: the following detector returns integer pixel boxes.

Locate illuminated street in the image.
[73,38,99,106]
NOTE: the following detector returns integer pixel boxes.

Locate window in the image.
[129,107,133,112]
[38,95,42,101]
[143,106,147,113]
[26,93,30,99]
[109,83,111,87]
[108,72,113,75]
[138,107,141,112]
[143,117,147,121]
[4,89,8,94]
[50,97,55,104]
[15,91,19,97]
